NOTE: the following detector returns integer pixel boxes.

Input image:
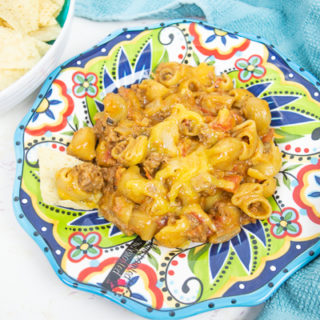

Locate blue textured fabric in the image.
[75,1,320,319]
[75,0,320,80]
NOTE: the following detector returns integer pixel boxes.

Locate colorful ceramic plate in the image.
[13,20,320,319]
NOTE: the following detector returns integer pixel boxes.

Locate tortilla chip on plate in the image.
[38,147,94,210]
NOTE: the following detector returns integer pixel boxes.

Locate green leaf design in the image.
[87,86,95,94]
[188,244,210,273]
[76,86,84,94]
[276,177,280,187]
[284,211,293,221]
[61,131,74,136]
[193,52,200,66]
[71,249,82,258]
[73,114,79,130]
[153,49,169,72]
[284,164,302,171]
[274,129,303,143]
[72,235,84,245]
[282,174,291,190]
[88,247,99,255]
[253,68,264,75]
[87,74,95,83]
[275,225,284,235]
[151,245,161,255]
[270,215,281,223]
[207,59,215,65]
[76,75,84,83]
[250,57,259,65]
[147,253,158,270]
[287,223,297,232]
[82,121,88,127]
[87,234,98,244]
[237,61,248,69]
[241,70,250,79]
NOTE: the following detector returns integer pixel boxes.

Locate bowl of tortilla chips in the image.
[0,0,74,112]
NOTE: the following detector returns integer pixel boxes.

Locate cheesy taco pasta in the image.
[50,62,281,248]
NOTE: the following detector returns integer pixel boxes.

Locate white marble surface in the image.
[0,17,264,320]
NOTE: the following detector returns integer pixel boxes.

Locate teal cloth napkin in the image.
[75,1,320,319]
[75,0,320,81]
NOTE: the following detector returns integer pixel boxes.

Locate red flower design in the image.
[72,71,98,98]
[269,207,302,239]
[25,80,74,136]
[189,22,250,60]
[68,232,102,262]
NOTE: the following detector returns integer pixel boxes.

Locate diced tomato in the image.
[145,169,152,180]
[189,211,204,224]
[199,106,215,116]
[261,128,274,143]
[230,110,245,124]
[180,139,191,157]
[204,116,215,123]
[211,122,225,131]
[214,77,222,88]
[231,161,248,176]
[105,149,111,160]
[181,144,188,157]
[211,118,235,131]
[223,175,243,193]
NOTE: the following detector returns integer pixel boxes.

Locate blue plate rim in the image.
[12,18,320,320]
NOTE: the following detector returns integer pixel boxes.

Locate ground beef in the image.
[104,125,123,144]
[142,152,166,176]
[93,117,122,144]
[240,211,256,225]
[98,191,135,236]
[186,213,212,243]
[198,124,218,147]
[75,163,104,193]
[208,200,241,229]
[179,119,199,136]
[101,166,119,189]
[131,83,149,106]
[93,117,107,139]
[187,224,211,243]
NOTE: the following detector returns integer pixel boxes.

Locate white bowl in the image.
[0,0,74,113]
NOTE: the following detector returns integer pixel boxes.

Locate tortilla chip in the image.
[33,39,51,56]
[0,27,41,69]
[0,68,29,90]
[51,0,64,18]
[38,147,93,210]
[39,0,61,27]
[0,0,39,33]
[0,17,10,27]
[0,0,64,91]
[29,23,61,42]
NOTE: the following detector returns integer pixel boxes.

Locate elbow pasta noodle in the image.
[243,97,271,136]
[229,88,254,108]
[51,62,282,248]
[231,183,272,219]
[218,73,234,91]
[232,120,259,160]
[262,178,277,198]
